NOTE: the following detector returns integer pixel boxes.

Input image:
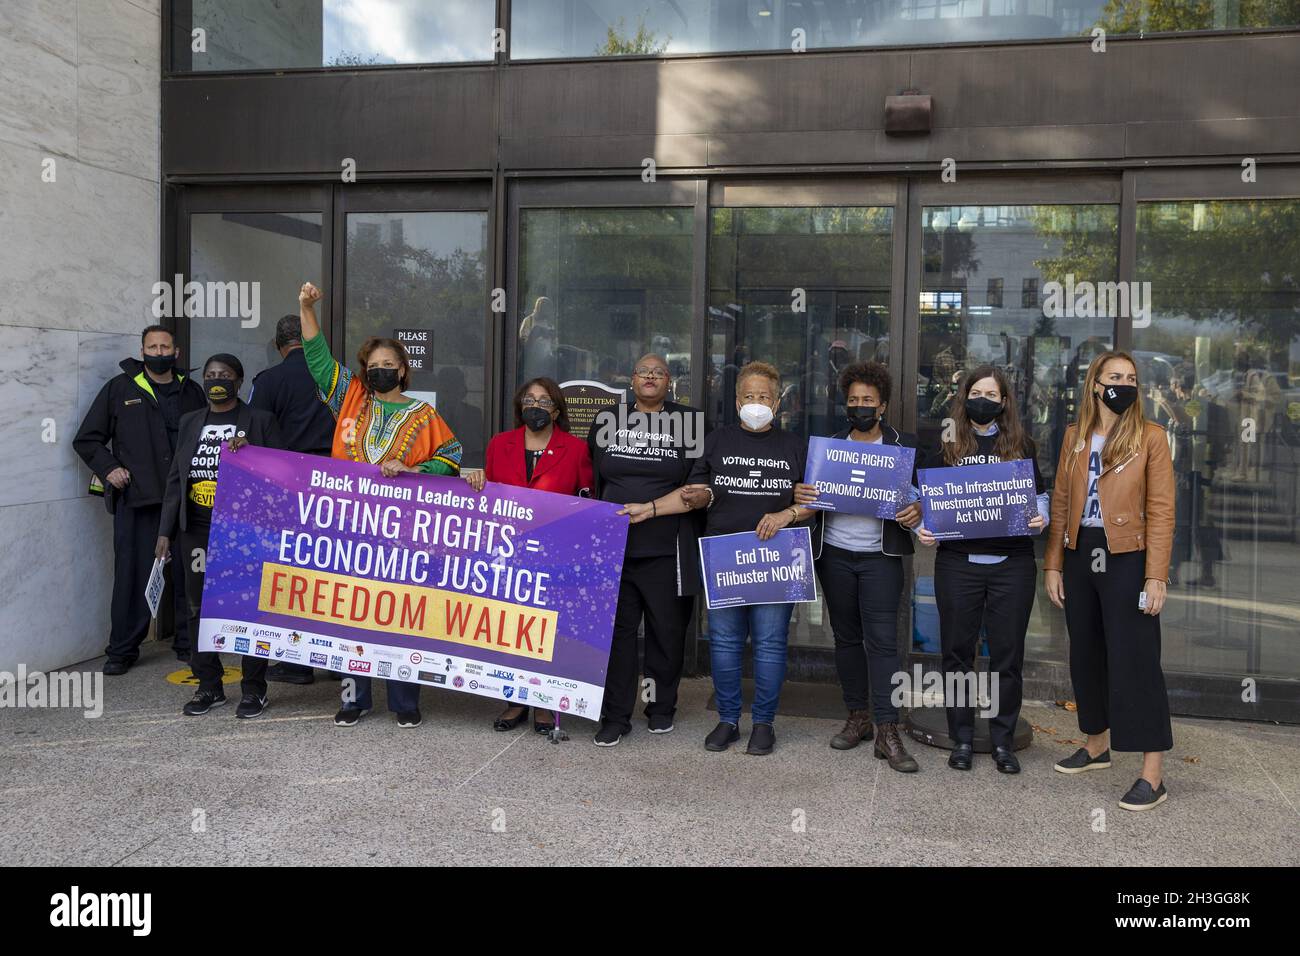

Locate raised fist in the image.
[299,282,322,306]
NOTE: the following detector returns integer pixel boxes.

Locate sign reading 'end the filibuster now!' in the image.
[699,527,818,610]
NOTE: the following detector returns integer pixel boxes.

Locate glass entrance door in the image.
[704,179,904,649]
[179,185,332,393]
[336,185,491,465]
[905,177,1123,668]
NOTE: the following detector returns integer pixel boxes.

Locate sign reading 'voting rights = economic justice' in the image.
[916,459,1037,541]
[196,446,628,716]
[801,436,915,518]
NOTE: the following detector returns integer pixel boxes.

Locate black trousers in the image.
[815,544,904,722]
[934,549,1037,749]
[107,503,185,664]
[601,555,695,731]
[1064,528,1174,753]
[180,526,267,698]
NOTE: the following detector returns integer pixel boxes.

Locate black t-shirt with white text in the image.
[590,404,697,558]
[922,430,1044,557]
[688,424,807,538]
[186,408,239,527]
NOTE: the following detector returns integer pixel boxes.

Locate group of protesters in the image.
[76,281,1176,812]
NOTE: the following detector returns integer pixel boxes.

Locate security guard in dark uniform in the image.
[75,325,206,674]
[249,314,337,684]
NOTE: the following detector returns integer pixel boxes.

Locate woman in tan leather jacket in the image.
[1044,350,1176,812]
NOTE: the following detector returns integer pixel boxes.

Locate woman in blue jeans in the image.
[682,361,812,756]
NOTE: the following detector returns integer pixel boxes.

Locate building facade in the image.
[65,0,1300,720]
[1,0,163,677]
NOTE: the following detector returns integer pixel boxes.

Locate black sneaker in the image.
[593,721,627,747]
[1119,778,1168,812]
[646,714,674,734]
[267,663,314,685]
[704,721,740,752]
[396,710,422,728]
[182,689,227,716]
[334,707,370,727]
[1054,747,1112,774]
[745,723,776,756]
[235,694,267,719]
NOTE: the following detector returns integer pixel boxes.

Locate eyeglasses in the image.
[634,367,669,380]
[521,397,556,409]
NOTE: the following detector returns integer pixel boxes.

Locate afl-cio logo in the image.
[409,652,423,664]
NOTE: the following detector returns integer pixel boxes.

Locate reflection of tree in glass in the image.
[1030,206,1120,289]
[1131,201,1300,362]
[518,209,693,382]
[346,228,485,369]
[1090,0,1300,34]
[328,51,383,66]
[596,14,671,55]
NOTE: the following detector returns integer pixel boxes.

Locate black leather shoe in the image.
[745,722,776,756]
[493,705,528,731]
[947,743,973,770]
[992,746,1021,774]
[704,721,740,752]
[102,659,129,676]
[267,663,314,685]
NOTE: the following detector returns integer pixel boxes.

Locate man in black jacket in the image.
[74,325,206,674]
[249,314,336,685]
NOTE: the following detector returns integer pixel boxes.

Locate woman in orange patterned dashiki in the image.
[297,281,463,731]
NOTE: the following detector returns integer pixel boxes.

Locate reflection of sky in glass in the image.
[322,0,494,65]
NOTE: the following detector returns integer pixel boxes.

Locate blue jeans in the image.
[707,603,794,726]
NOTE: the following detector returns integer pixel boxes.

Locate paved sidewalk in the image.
[2,644,1297,866]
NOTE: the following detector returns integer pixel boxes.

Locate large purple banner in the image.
[197,446,627,717]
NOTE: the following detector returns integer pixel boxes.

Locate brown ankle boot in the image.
[830,709,873,750]
[874,721,919,773]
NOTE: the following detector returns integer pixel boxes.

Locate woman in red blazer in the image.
[464,377,594,734]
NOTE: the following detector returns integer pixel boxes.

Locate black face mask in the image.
[1099,384,1138,414]
[204,379,236,404]
[143,353,176,375]
[965,397,1003,426]
[522,407,552,432]
[367,368,401,394]
[846,407,881,433]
